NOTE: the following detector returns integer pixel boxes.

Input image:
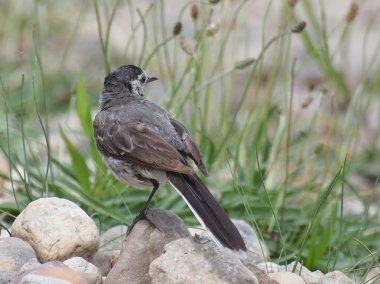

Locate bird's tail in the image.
[167,172,246,251]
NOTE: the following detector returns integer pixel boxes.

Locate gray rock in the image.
[232,219,269,263]
[64,257,102,284]
[149,238,259,284]
[90,250,112,277]
[0,237,37,276]
[318,271,354,284]
[0,271,13,284]
[106,208,191,284]
[90,224,127,276]
[189,220,269,264]
[11,197,100,262]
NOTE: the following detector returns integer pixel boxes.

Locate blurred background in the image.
[0,0,379,278]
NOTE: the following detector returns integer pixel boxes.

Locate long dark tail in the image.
[167,172,246,251]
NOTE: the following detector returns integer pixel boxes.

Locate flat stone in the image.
[149,238,259,284]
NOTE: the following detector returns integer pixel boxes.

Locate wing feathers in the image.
[170,119,208,176]
[94,117,193,174]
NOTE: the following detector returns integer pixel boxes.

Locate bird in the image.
[93,65,246,251]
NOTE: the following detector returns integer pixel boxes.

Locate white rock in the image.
[270,271,305,284]
[257,261,324,284]
[0,228,11,238]
[318,271,354,284]
[149,238,259,284]
[11,197,100,262]
[64,257,102,284]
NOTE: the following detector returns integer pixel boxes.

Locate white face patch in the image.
[129,79,144,96]
[137,71,148,84]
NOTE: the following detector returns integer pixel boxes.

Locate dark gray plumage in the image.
[93,65,246,251]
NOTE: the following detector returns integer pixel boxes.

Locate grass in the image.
[0,0,379,281]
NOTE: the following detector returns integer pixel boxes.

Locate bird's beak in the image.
[147,76,158,83]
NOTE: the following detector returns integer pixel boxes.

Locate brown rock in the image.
[105,208,191,284]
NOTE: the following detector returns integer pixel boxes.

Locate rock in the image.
[90,224,127,276]
[106,208,191,284]
[318,271,354,284]
[11,197,100,262]
[149,238,259,284]
[342,196,377,218]
[269,271,305,284]
[64,257,102,284]
[12,261,88,284]
[0,237,37,276]
[101,225,128,265]
[91,250,112,276]
[241,263,279,284]
[0,228,11,238]
[0,271,13,284]
[232,219,269,263]
[189,220,268,264]
[365,267,380,283]
[19,258,42,274]
[257,261,324,284]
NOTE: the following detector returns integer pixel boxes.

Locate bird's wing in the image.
[169,118,208,176]
[94,117,194,175]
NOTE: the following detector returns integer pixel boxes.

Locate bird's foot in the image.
[126,206,150,236]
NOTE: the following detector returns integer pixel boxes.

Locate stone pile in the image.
[0,197,362,284]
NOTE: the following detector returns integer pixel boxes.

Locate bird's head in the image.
[103,65,158,97]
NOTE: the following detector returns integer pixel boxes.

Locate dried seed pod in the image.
[191,4,199,21]
[173,22,182,36]
[180,36,194,56]
[288,0,298,8]
[206,22,220,36]
[291,21,306,33]
[209,0,220,4]
[235,58,255,69]
[346,2,359,22]
[301,97,314,109]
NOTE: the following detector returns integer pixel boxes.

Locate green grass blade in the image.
[59,127,91,194]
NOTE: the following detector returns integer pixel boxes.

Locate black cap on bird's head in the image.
[103,65,158,96]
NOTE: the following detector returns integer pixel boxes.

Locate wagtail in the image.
[93,65,246,251]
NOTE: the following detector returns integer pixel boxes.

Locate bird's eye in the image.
[141,75,147,83]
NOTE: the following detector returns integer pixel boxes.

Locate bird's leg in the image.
[127,179,159,235]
